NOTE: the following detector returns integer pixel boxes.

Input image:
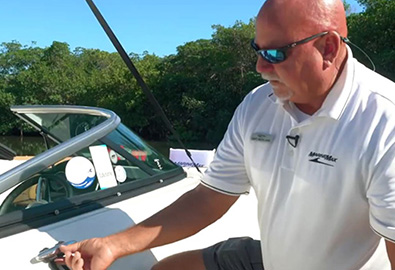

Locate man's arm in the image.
[386,240,395,269]
[108,184,239,258]
[60,184,239,270]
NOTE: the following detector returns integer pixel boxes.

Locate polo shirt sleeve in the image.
[367,142,395,243]
[201,99,251,196]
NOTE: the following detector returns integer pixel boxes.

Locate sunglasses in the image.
[251,31,329,64]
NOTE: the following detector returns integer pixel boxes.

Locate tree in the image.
[0,2,392,142]
[148,19,263,144]
[347,0,395,80]
[0,41,44,134]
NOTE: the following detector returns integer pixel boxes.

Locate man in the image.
[60,0,395,269]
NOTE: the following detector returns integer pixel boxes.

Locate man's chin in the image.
[269,80,282,86]
[272,87,294,102]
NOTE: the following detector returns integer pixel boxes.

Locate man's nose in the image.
[256,56,274,73]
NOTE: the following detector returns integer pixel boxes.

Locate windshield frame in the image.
[0,106,120,193]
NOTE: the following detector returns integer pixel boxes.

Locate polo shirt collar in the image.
[314,45,354,120]
[267,45,355,121]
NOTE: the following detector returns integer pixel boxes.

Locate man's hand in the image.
[55,184,239,269]
[57,237,115,270]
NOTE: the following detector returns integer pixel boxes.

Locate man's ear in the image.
[321,32,341,69]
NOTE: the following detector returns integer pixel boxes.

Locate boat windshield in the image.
[14,108,178,173]
[24,112,107,143]
[106,123,177,172]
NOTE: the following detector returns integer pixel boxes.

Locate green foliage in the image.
[0,5,393,145]
[343,1,351,14]
[153,19,261,144]
[347,0,395,80]
[0,88,16,134]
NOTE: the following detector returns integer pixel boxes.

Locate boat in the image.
[0,105,259,269]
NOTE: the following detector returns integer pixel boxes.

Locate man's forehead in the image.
[254,12,300,47]
[255,0,318,46]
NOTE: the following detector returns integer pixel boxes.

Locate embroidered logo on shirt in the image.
[308,151,338,167]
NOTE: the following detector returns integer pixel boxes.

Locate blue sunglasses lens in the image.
[251,40,286,63]
[261,50,286,63]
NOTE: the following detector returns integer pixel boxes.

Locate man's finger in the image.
[76,257,84,270]
[69,251,86,270]
[64,251,74,268]
[59,242,81,254]
[54,257,66,265]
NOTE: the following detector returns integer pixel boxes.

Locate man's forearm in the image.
[105,184,239,259]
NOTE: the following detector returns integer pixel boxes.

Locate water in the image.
[0,136,45,156]
[0,136,216,158]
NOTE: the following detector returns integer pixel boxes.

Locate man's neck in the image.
[295,47,349,115]
[294,100,326,115]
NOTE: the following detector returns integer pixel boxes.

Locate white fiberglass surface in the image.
[107,176,260,261]
[0,175,259,269]
[0,200,157,269]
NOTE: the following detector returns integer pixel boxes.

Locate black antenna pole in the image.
[84,0,202,173]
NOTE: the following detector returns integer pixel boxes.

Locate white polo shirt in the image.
[202,48,395,270]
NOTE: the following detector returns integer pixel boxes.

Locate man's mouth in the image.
[261,73,279,82]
